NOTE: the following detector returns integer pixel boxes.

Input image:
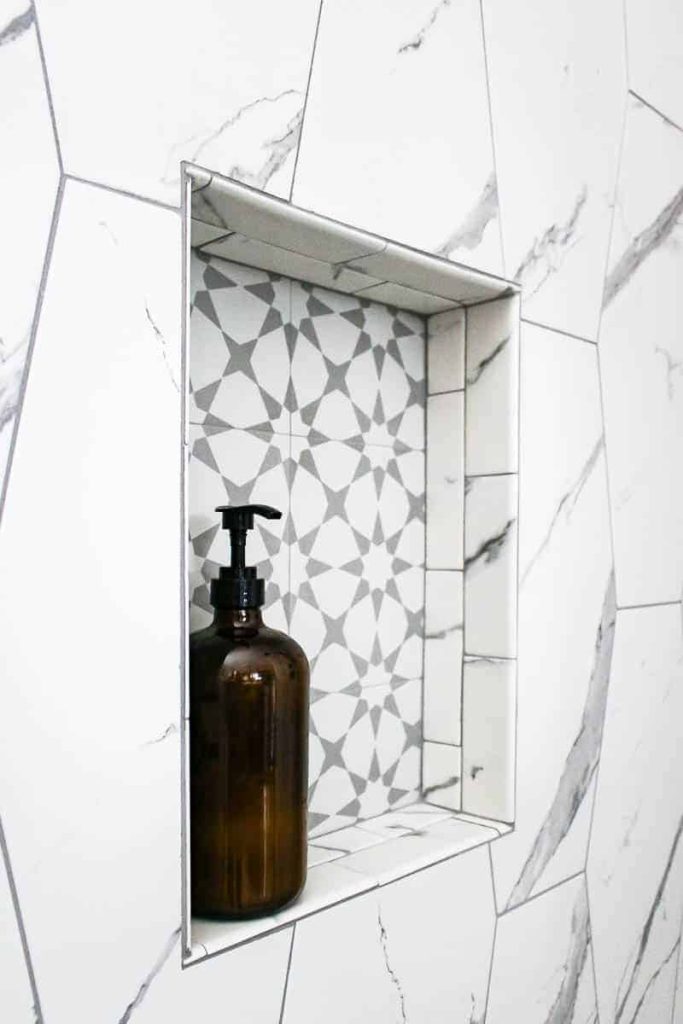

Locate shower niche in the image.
[182,165,520,962]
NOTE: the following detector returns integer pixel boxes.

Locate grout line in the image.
[64,173,180,213]
[0,176,65,527]
[667,908,683,1024]
[179,173,191,957]
[586,877,603,1022]
[499,868,585,921]
[618,599,682,612]
[488,841,499,917]
[483,912,499,1019]
[427,386,465,397]
[628,89,683,135]
[422,738,462,750]
[466,470,517,480]
[477,0,507,276]
[0,817,44,1022]
[622,0,631,94]
[31,0,63,175]
[521,317,597,346]
[278,924,297,1024]
[461,306,468,811]
[512,297,521,821]
[193,231,235,253]
[288,0,325,203]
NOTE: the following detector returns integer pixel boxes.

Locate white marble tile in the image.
[353,281,454,317]
[674,953,683,1024]
[284,846,495,1024]
[461,658,515,822]
[599,96,683,607]
[35,0,321,204]
[487,876,598,1024]
[426,391,464,568]
[465,295,519,476]
[292,0,502,275]
[135,927,292,1024]
[422,741,461,812]
[0,835,35,1023]
[423,570,463,745]
[427,308,465,395]
[309,824,386,858]
[492,322,613,911]
[588,604,683,1024]
[626,0,683,128]
[0,180,182,1023]
[0,1,60,505]
[483,0,626,340]
[464,474,517,657]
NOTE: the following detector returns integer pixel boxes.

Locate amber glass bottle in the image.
[190,504,309,919]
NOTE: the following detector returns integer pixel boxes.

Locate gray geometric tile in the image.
[189,251,291,434]
[290,281,426,449]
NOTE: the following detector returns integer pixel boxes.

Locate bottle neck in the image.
[212,606,264,631]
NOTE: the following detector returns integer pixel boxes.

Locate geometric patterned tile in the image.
[188,425,290,633]
[290,281,425,448]
[189,251,291,434]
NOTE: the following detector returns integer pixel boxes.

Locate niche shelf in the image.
[181,164,520,963]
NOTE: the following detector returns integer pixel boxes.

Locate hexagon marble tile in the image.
[282,846,495,1023]
[0,0,60,508]
[35,0,321,203]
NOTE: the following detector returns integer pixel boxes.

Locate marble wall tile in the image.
[588,604,683,1024]
[626,0,683,128]
[423,570,463,746]
[426,391,464,569]
[290,282,426,449]
[427,308,465,395]
[0,0,60,508]
[462,657,515,822]
[283,847,495,1023]
[187,425,290,633]
[464,474,517,658]
[422,741,462,811]
[465,296,519,476]
[487,875,598,1024]
[0,835,35,1023]
[599,96,683,607]
[35,0,321,204]
[0,181,182,1022]
[189,252,291,434]
[674,952,683,1024]
[482,0,626,340]
[132,926,292,1024]
[292,0,502,275]
[492,322,613,911]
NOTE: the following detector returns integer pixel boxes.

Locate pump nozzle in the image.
[210,504,283,610]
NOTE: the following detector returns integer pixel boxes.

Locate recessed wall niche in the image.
[182,164,520,962]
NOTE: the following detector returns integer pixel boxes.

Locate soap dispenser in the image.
[190,504,310,919]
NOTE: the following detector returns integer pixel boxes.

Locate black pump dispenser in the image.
[210,504,282,610]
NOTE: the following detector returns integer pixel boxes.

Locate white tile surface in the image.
[492,321,613,911]
[422,741,461,812]
[35,0,321,203]
[483,0,626,340]
[423,570,463,745]
[461,658,515,822]
[284,847,495,1024]
[0,838,35,1023]
[136,928,292,1024]
[487,876,598,1024]
[588,604,683,1024]
[427,308,465,394]
[464,474,517,658]
[0,180,182,1023]
[426,392,464,568]
[599,96,683,607]
[465,295,519,476]
[0,1,60,504]
[626,0,683,128]
[293,0,502,275]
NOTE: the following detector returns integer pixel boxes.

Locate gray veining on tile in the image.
[436,174,499,258]
[514,187,587,298]
[521,436,604,585]
[464,517,514,571]
[117,928,180,1024]
[377,909,408,1023]
[602,184,683,309]
[0,6,32,48]
[397,0,452,55]
[506,573,616,909]
[466,330,509,387]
